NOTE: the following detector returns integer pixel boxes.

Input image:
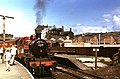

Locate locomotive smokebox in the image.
[35,25,48,39]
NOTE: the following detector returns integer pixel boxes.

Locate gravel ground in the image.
[52,71,78,79]
[34,71,78,79]
[91,64,120,79]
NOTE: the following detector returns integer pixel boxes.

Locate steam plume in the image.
[34,0,48,25]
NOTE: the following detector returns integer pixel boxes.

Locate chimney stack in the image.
[70,28,72,32]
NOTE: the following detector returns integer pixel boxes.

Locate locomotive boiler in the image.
[16,25,57,77]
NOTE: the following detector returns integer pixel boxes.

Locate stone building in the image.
[73,32,120,45]
[0,34,13,41]
[45,25,120,46]
[0,34,15,47]
[45,25,74,47]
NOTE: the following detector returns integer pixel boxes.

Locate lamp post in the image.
[93,48,99,69]
[0,15,14,63]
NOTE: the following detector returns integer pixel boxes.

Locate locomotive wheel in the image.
[30,67,40,77]
[29,67,34,75]
[45,67,51,75]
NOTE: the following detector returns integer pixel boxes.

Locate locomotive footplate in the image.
[29,60,56,68]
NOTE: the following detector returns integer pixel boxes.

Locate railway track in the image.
[17,58,104,79]
[53,55,104,79]
[35,65,104,79]
[34,67,79,79]
[56,65,104,79]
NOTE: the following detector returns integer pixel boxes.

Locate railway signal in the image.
[0,15,14,63]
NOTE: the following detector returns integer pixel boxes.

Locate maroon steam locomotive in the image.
[16,25,57,76]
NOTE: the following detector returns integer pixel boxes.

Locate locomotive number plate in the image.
[38,43,44,47]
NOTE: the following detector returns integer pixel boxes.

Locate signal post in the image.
[0,15,14,63]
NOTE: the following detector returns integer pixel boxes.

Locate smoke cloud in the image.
[34,0,50,25]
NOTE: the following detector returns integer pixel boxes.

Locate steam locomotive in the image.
[16,25,57,76]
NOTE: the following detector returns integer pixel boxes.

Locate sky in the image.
[0,0,120,37]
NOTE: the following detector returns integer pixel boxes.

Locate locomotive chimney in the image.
[35,25,48,39]
[35,25,42,39]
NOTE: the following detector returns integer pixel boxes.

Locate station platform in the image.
[54,54,111,70]
[0,60,34,79]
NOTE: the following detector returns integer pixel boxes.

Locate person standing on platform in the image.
[0,47,3,60]
[4,49,12,71]
[10,45,17,65]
